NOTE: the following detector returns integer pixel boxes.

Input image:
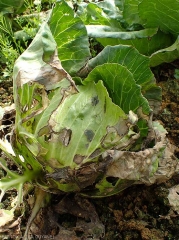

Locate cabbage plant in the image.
[0,0,178,237]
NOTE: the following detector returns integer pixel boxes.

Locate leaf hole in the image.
[106,177,119,186]
[45,134,51,141]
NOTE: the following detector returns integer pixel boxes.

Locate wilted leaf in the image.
[23,188,51,240]
[105,122,178,183]
[0,195,22,235]
[82,121,179,197]
[168,185,179,214]
[0,209,14,227]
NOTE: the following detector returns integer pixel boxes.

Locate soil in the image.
[0,62,179,240]
[0,80,13,107]
[155,63,179,154]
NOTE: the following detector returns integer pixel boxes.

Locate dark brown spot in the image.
[91,96,99,106]
[104,97,106,113]
[84,129,94,142]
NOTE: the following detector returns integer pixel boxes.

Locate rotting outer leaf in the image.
[13,22,78,130]
[0,209,14,228]
[12,22,78,190]
[105,121,178,184]
[13,22,76,91]
[81,121,178,197]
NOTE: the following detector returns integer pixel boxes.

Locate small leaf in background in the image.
[0,0,24,13]
[97,30,173,56]
[78,2,122,28]
[97,0,122,21]
[86,25,158,40]
[123,0,143,26]
[139,0,179,36]
[50,0,91,75]
[150,37,179,67]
